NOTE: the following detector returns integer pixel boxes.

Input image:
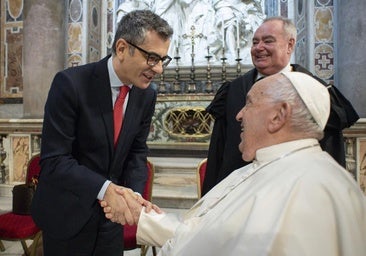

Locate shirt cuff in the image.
[97,180,112,200]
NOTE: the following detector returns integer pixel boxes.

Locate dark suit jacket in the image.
[31,56,157,239]
[202,65,359,196]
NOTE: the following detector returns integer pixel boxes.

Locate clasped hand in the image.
[100,183,162,225]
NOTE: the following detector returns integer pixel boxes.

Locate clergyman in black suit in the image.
[31,10,173,256]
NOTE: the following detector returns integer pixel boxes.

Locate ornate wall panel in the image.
[296,26,307,66]
[0,0,23,102]
[87,0,102,63]
[0,119,42,185]
[105,0,115,54]
[66,0,103,67]
[280,0,289,17]
[295,0,307,68]
[147,95,213,148]
[67,0,84,67]
[294,0,335,84]
[313,0,334,84]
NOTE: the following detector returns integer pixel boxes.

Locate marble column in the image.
[336,0,366,117]
[23,0,66,118]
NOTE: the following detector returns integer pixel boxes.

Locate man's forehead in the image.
[254,21,283,36]
[249,80,271,99]
[255,75,277,88]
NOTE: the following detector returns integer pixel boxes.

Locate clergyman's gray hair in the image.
[266,73,324,140]
[262,16,297,41]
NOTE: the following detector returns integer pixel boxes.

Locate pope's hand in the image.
[100,187,163,225]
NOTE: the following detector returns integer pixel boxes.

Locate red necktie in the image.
[113,85,130,145]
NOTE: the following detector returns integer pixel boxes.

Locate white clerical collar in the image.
[256,63,292,81]
[253,138,320,166]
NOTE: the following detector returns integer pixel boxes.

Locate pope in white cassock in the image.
[103,72,366,256]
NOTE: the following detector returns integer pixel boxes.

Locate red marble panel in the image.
[5,28,23,95]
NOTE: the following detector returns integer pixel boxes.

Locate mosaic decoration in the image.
[105,0,115,54]
[292,0,335,84]
[313,1,334,84]
[66,0,103,66]
[315,7,333,42]
[0,0,24,101]
[87,0,101,63]
[295,0,308,68]
[314,43,334,80]
[67,0,83,67]
[280,0,288,17]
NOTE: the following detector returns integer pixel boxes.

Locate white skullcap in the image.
[281,72,330,130]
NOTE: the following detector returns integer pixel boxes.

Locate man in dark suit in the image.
[31,10,173,256]
[202,16,359,196]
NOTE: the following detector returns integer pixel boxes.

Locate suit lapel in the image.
[91,56,115,154]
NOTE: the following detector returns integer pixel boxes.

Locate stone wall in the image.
[336,0,366,117]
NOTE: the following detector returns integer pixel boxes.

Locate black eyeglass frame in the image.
[125,40,172,68]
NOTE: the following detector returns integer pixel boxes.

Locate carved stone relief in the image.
[116,0,266,66]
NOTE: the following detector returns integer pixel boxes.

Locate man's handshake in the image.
[100,183,162,225]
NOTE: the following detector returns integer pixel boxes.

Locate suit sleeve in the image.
[40,71,106,206]
[32,69,108,239]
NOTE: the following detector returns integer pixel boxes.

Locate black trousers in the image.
[42,208,123,256]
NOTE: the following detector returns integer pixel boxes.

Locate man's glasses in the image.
[125,40,172,68]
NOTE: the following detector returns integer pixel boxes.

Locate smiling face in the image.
[251,19,295,76]
[113,30,171,89]
[236,78,281,161]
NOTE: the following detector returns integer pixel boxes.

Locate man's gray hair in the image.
[263,16,297,41]
[266,74,324,140]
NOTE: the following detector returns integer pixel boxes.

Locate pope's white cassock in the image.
[137,139,366,256]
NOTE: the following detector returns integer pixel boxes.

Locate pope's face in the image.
[236,81,276,161]
[114,30,171,89]
[251,20,294,76]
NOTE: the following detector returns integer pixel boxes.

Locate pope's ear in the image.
[268,102,290,133]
